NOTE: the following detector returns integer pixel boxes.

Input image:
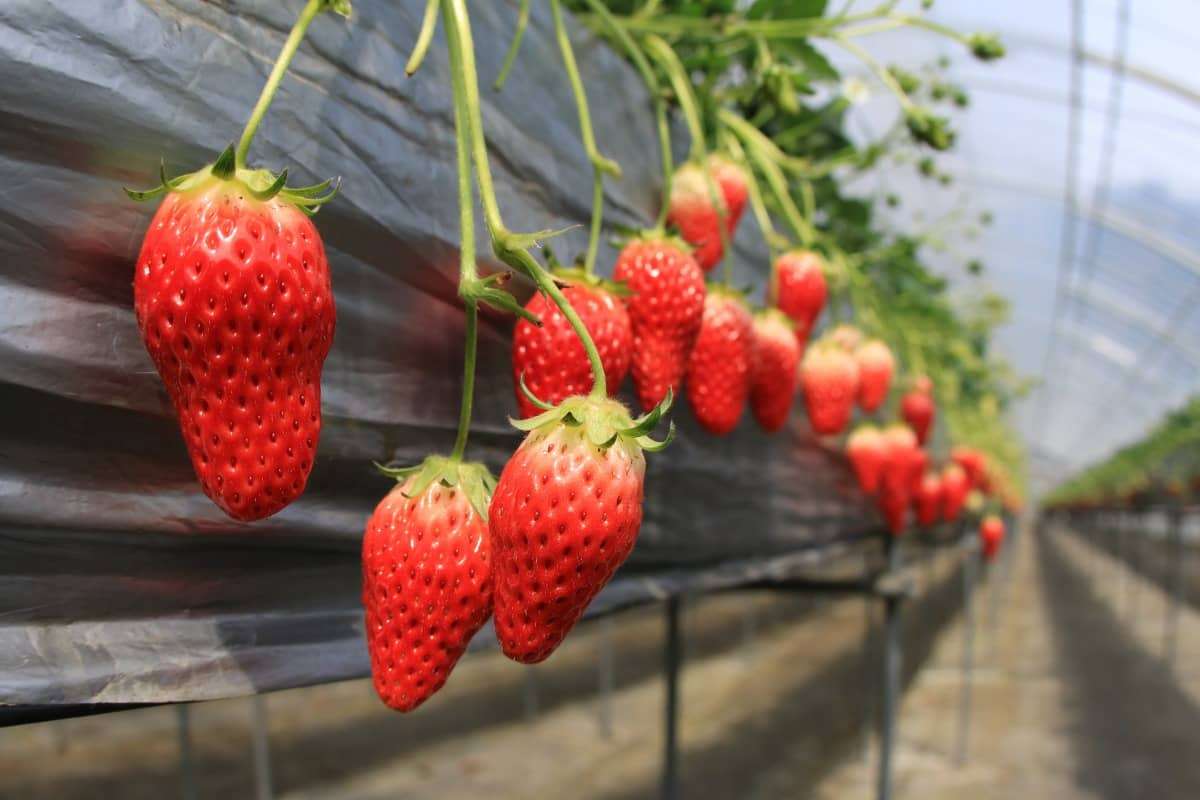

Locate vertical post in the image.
[1164,509,1185,669]
[177,704,197,800]
[1117,512,1128,615]
[597,616,615,738]
[862,551,875,768]
[877,535,902,800]
[661,594,683,800]
[955,540,978,767]
[1130,511,1142,626]
[251,695,273,800]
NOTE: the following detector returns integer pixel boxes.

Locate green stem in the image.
[406,0,441,76]
[550,0,620,276]
[447,20,479,461]
[494,0,531,90]
[643,35,706,160]
[829,34,915,112]
[235,0,327,170]
[729,137,784,262]
[442,0,607,398]
[724,112,813,247]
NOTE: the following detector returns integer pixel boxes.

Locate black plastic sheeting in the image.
[0,0,879,707]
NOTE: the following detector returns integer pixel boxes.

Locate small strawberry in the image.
[877,424,919,536]
[362,458,495,712]
[512,276,632,418]
[800,336,860,436]
[686,289,755,435]
[952,446,986,490]
[855,339,894,413]
[666,157,743,272]
[909,447,929,494]
[489,394,673,663]
[829,324,863,353]
[769,250,827,342]
[941,463,970,522]
[901,376,936,445]
[980,514,1005,561]
[914,471,943,527]
[613,235,707,411]
[846,424,886,494]
[749,309,802,432]
[130,148,338,521]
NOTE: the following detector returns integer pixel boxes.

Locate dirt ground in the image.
[3,524,1198,799]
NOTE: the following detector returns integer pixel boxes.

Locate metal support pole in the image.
[597,616,615,738]
[177,704,197,800]
[877,536,902,800]
[956,542,978,767]
[1164,510,1185,669]
[661,595,683,800]
[251,695,273,800]
[862,551,875,768]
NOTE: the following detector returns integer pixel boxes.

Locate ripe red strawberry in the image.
[613,236,706,411]
[489,395,672,663]
[952,446,986,490]
[769,250,827,342]
[914,471,943,527]
[829,324,862,353]
[909,447,929,494]
[901,376,936,445]
[512,279,632,418]
[666,157,744,272]
[749,309,801,432]
[362,458,494,712]
[876,425,920,536]
[800,337,860,436]
[686,290,754,435]
[980,514,1005,561]
[941,463,970,522]
[846,424,886,494]
[855,339,894,413]
[133,164,336,521]
[708,154,749,231]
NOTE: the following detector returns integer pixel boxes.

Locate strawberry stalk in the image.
[725,136,788,264]
[442,0,608,398]
[494,0,532,91]
[405,0,441,76]
[720,110,815,248]
[549,0,621,278]
[234,0,350,171]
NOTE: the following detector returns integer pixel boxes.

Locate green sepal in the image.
[621,388,673,438]
[507,394,675,455]
[211,144,237,179]
[375,454,496,521]
[635,422,675,453]
[123,159,189,202]
[247,168,289,201]
[322,0,353,18]
[517,372,556,412]
[463,272,541,325]
[505,225,577,251]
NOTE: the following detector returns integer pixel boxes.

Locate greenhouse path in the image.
[815,524,1200,800]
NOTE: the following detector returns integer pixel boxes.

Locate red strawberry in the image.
[846,424,886,494]
[749,309,801,432]
[952,446,986,490]
[133,165,336,521]
[489,395,672,663]
[800,337,860,436]
[770,250,827,341]
[980,514,1005,561]
[909,447,929,494]
[362,458,494,712]
[666,159,740,272]
[708,154,749,232]
[914,471,943,527]
[941,463,970,522]
[613,236,706,411]
[512,279,632,418]
[877,425,919,536]
[901,377,936,445]
[686,290,754,435]
[829,324,862,353]
[855,339,894,412]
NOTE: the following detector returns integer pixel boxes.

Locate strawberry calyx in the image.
[754,306,795,332]
[513,382,675,454]
[375,454,497,522]
[124,144,341,216]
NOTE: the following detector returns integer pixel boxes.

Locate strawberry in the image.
[914,471,943,527]
[829,324,863,353]
[901,376,936,445]
[855,339,894,413]
[877,424,919,536]
[512,277,632,418]
[769,250,827,342]
[613,236,706,411]
[846,424,886,494]
[909,447,929,494]
[489,395,673,663]
[980,514,1005,561]
[686,290,754,435]
[941,463,970,522]
[749,309,801,432]
[131,150,337,521]
[952,446,986,490]
[800,336,860,436]
[362,458,494,712]
[666,156,744,272]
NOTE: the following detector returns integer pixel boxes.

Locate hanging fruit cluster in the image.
[124,0,1028,713]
